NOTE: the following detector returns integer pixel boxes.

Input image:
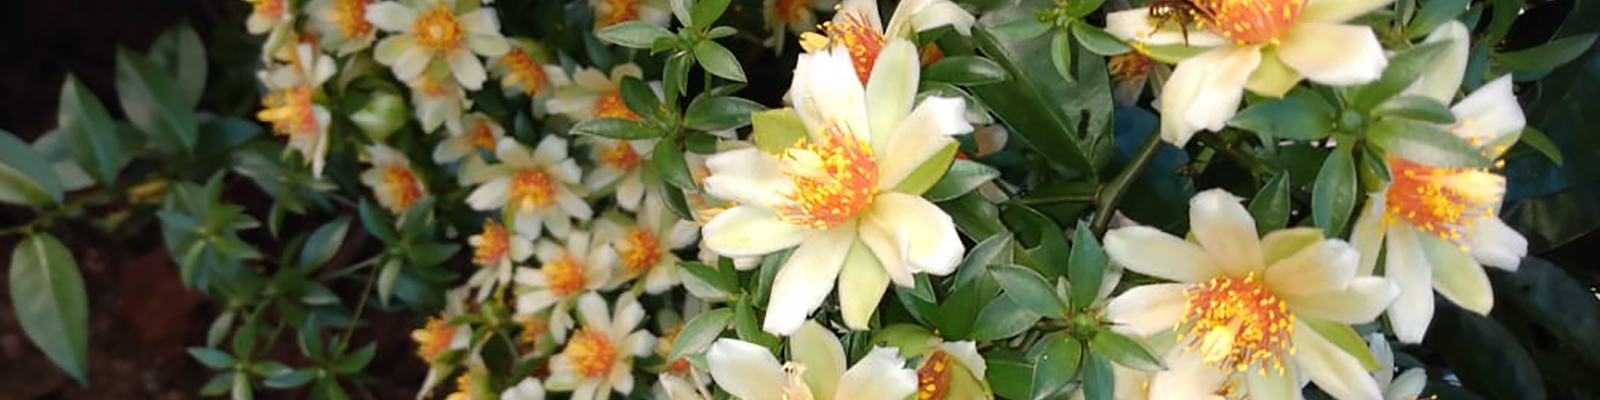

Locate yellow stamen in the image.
[593,90,641,121]
[334,0,375,38]
[601,140,644,171]
[411,316,459,364]
[777,124,879,229]
[545,256,588,296]
[508,168,557,214]
[380,163,423,212]
[472,219,511,266]
[258,86,320,138]
[499,47,552,96]
[1193,0,1305,45]
[1179,272,1295,375]
[619,227,662,276]
[1384,157,1504,247]
[565,328,619,378]
[917,351,953,400]
[412,4,464,51]
[596,0,640,28]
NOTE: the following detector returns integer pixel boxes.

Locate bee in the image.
[1147,0,1212,46]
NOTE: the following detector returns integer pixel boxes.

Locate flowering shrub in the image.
[3,0,1599,399]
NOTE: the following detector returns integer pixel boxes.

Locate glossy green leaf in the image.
[1248,173,1292,232]
[652,139,696,190]
[1091,330,1165,371]
[1407,0,1469,39]
[986,358,1033,400]
[968,24,1104,174]
[116,47,197,153]
[665,53,691,97]
[1229,97,1334,140]
[1312,146,1356,237]
[1373,95,1457,124]
[619,77,665,122]
[10,233,89,384]
[1351,41,1451,111]
[202,373,235,396]
[968,294,1041,341]
[1517,126,1564,166]
[298,217,350,272]
[992,264,1069,317]
[263,369,317,389]
[597,21,673,49]
[693,41,746,82]
[1050,30,1074,83]
[570,117,661,139]
[988,17,1051,41]
[1030,336,1083,400]
[1496,34,1598,80]
[925,159,1000,202]
[189,347,235,369]
[57,74,123,184]
[0,129,64,206]
[669,308,734,361]
[1066,225,1107,309]
[358,199,396,244]
[1429,301,1548,400]
[148,21,207,107]
[690,0,730,28]
[1367,118,1492,168]
[1080,352,1114,400]
[376,259,401,306]
[684,96,766,131]
[1070,22,1131,56]
[336,342,377,374]
[925,56,1009,85]
[734,296,780,349]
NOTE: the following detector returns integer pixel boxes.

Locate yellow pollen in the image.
[773,0,812,26]
[1109,52,1154,85]
[818,11,886,84]
[593,90,641,121]
[1192,0,1304,44]
[412,5,465,51]
[468,121,498,151]
[619,227,662,276]
[1178,272,1294,375]
[917,351,954,400]
[544,256,588,296]
[564,328,619,378]
[445,374,472,400]
[411,316,460,364]
[248,0,286,21]
[778,124,879,229]
[519,316,549,346]
[381,164,423,212]
[499,47,552,96]
[601,140,644,170]
[596,0,640,28]
[472,219,511,266]
[1384,157,1504,247]
[258,86,320,138]
[334,0,375,37]
[508,168,557,214]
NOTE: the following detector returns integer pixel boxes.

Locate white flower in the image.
[413,288,475,399]
[1106,0,1394,146]
[502,377,547,400]
[257,43,336,177]
[359,144,427,214]
[1102,189,1398,400]
[466,218,535,302]
[244,0,293,35]
[368,0,510,90]
[435,113,505,184]
[468,136,593,237]
[584,136,657,210]
[1350,75,1529,343]
[305,0,378,54]
[590,0,671,31]
[546,292,657,400]
[699,38,970,335]
[492,39,572,101]
[799,0,974,84]
[407,61,472,133]
[513,230,615,342]
[1368,334,1428,400]
[548,63,648,122]
[596,192,700,293]
[706,321,918,400]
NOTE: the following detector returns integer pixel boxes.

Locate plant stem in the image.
[1091,128,1164,233]
[1197,131,1268,175]
[1014,193,1098,206]
[335,264,381,355]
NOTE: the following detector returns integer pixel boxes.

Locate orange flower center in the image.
[1180,272,1294,374]
[1383,157,1504,245]
[593,90,641,121]
[774,0,812,25]
[619,227,662,276]
[820,11,886,85]
[468,121,498,151]
[917,351,954,400]
[1193,0,1305,45]
[565,328,619,378]
[499,47,552,96]
[382,164,424,212]
[519,316,549,346]
[597,0,640,28]
[412,317,460,364]
[545,256,588,296]
[250,0,286,20]
[508,168,557,214]
[472,219,511,266]
[335,0,375,37]
[1109,52,1154,85]
[258,86,320,138]
[601,140,644,170]
[778,124,879,229]
[412,5,464,51]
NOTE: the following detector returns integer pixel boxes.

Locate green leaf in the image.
[57,74,123,184]
[690,0,731,29]
[968,25,1102,174]
[298,217,351,272]
[148,21,207,107]
[892,142,959,195]
[232,372,254,400]
[992,264,1069,317]
[1229,97,1334,140]
[925,159,1000,202]
[684,96,766,131]
[665,54,691,97]
[1090,330,1164,371]
[925,56,1009,85]
[950,233,1012,291]
[1248,173,1292,232]
[1351,41,1450,111]
[0,129,64,206]
[251,361,292,377]
[1050,30,1074,83]
[596,21,673,49]
[189,347,235,369]
[208,311,235,348]
[336,342,378,374]
[988,17,1051,41]
[570,118,661,139]
[670,308,735,361]
[1080,353,1114,400]
[377,259,401,306]
[1495,34,1598,80]
[1030,336,1083,400]
[1070,22,1131,56]
[1428,302,1547,400]
[263,369,317,389]
[706,26,736,39]
[358,199,397,244]
[1066,225,1107,309]
[1518,126,1564,166]
[1373,95,1457,124]
[652,140,696,190]
[1312,146,1356,237]
[693,41,746,82]
[986,358,1033,400]
[679,261,738,294]
[1064,0,1107,16]
[10,233,89,384]
[734,296,779,349]
[202,373,235,396]
[116,47,197,153]
[1406,0,1469,39]
[752,108,806,154]
[659,183,697,221]
[1367,118,1491,168]
[619,77,665,122]
[968,294,1041,341]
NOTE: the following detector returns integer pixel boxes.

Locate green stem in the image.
[1091,128,1164,233]
[0,185,123,236]
[334,264,381,355]
[1197,131,1268,175]
[1014,193,1098,206]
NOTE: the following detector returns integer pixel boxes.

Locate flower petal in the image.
[1106,283,1189,336]
[1282,276,1398,324]
[862,192,963,275]
[1291,321,1385,400]
[393,46,434,81]
[703,147,790,207]
[764,227,855,335]
[791,46,870,141]
[1265,239,1359,296]
[365,2,417,31]
[1301,0,1396,23]
[792,321,847,400]
[1451,76,1526,157]
[1276,22,1387,85]
[875,96,969,189]
[856,221,914,287]
[838,239,891,330]
[1148,349,1231,400]
[1189,189,1265,275]
[1104,226,1220,283]
[576,292,611,330]
[1384,225,1435,344]
[467,178,509,210]
[1351,197,1388,276]
[864,39,920,151]
[1104,8,1228,47]
[834,347,917,400]
[448,51,488,90]
[1244,368,1302,400]
[1419,233,1493,315]
[1468,216,1526,271]
[702,205,808,257]
[1159,46,1261,146]
[1401,21,1470,104]
[707,339,788,400]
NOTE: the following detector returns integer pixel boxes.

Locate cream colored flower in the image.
[548,63,647,122]
[368,0,509,90]
[407,61,472,133]
[305,0,378,54]
[501,377,547,400]
[590,0,671,31]
[512,230,615,342]
[1103,189,1398,400]
[413,288,475,399]
[436,113,504,184]
[1368,334,1428,400]
[257,43,336,177]
[1106,0,1393,146]
[468,136,593,237]
[584,136,656,210]
[799,0,974,85]
[359,144,427,214]
[466,218,535,301]
[546,292,657,400]
[706,321,918,400]
[244,0,293,35]
[492,39,572,101]
[699,39,970,335]
[596,192,699,293]
[1350,75,1529,343]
